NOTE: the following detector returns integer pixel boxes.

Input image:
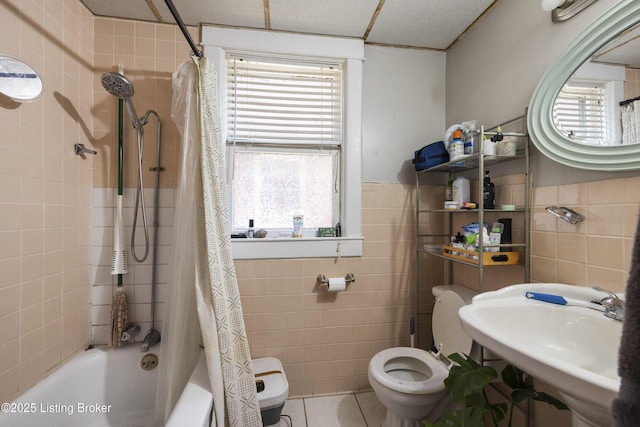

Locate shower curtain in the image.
[193,55,262,427]
[621,100,640,145]
[160,57,262,427]
[155,60,202,422]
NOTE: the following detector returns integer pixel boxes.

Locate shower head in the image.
[101,72,140,130]
[101,72,134,99]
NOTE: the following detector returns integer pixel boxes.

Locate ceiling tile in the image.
[366,0,494,49]
[81,0,159,22]
[153,0,266,28]
[269,0,379,38]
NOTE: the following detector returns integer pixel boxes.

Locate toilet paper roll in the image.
[327,277,346,292]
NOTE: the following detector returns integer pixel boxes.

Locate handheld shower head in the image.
[101,72,140,130]
[101,72,134,99]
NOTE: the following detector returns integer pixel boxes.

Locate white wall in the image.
[445,0,636,186]
[362,45,446,184]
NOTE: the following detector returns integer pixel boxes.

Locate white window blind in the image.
[227,56,343,146]
[553,84,606,144]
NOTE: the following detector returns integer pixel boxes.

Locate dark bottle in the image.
[247,219,255,238]
[483,171,495,209]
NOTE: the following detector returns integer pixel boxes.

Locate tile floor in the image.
[275,392,386,427]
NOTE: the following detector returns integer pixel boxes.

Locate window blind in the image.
[553,84,606,144]
[226,56,343,146]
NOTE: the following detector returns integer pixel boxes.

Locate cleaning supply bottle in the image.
[247,219,255,238]
[450,130,464,160]
[445,179,453,201]
[464,131,474,155]
[452,176,470,207]
[483,171,495,209]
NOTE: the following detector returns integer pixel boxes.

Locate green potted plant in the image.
[424,353,568,427]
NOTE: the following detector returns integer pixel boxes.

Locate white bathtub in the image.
[0,345,163,427]
[166,350,212,427]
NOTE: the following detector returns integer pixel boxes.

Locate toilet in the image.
[252,357,289,426]
[368,285,478,427]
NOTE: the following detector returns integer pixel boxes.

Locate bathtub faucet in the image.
[141,328,161,352]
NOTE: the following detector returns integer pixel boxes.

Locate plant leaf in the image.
[487,402,508,422]
[445,364,497,402]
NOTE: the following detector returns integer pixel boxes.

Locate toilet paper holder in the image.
[317,273,355,287]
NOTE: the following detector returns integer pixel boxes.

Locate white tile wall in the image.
[90,187,175,344]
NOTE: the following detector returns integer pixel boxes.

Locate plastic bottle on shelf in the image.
[483,171,495,209]
[452,176,470,207]
[464,131,475,154]
[450,130,464,160]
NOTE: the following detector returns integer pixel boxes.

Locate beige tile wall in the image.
[0,0,93,403]
[531,176,640,293]
[91,17,198,190]
[625,67,640,100]
[237,182,443,397]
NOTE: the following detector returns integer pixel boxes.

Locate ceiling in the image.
[593,23,640,69]
[81,0,499,51]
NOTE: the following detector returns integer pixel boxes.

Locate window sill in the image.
[231,236,363,259]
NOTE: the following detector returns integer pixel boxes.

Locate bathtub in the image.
[165,350,212,427]
[0,345,163,427]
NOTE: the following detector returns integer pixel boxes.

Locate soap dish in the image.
[545,206,584,224]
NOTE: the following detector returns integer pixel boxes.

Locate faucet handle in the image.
[592,286,621,302]
[593,286,624,319]
[592,286,616,297]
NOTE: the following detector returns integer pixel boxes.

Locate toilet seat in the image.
[368,347,449,394]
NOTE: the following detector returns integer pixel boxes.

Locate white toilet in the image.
[368,285,478,427]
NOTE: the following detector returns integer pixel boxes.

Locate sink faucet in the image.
[593,286,624,321]
[141,328,161,352]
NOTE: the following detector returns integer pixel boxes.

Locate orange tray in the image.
[442,245,519,265]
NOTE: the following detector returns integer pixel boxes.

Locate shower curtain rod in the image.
[164,0,203,58]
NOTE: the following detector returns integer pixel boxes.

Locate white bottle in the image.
[451,176,470,207]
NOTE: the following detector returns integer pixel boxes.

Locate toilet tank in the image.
[432,285,477,304]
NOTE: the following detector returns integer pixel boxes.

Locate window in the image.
[227,56,342,234]
[202,26,364,259]
[553,83,607,144]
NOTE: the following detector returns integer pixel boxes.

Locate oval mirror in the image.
[0,55,44,102]
[528,0,640,170]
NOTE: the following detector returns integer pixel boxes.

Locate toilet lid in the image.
[432,290,473,359]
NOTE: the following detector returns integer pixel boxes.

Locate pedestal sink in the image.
[458,283,622,427]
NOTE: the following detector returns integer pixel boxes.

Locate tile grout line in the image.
[353,393,370,426]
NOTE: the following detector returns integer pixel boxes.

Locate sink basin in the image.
[458,283,622,427]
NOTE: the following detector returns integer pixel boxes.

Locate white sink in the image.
[458,283,622,427]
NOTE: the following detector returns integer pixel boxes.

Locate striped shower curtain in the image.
[192,56,262,427]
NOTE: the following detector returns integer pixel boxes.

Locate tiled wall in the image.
[624,67,640,100]
[237,182,443,397]
[0,0,93,403]
[444,172,636,295]
[91,17,198,189]
[530,177,640,293]
[90,188,174,344]
[89,17,196,344]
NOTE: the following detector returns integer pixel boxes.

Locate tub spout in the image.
[141,328,161,352]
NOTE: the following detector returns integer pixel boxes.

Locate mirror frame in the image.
[528,0,640,171]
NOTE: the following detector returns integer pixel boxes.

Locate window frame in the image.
[202,26,364,259]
